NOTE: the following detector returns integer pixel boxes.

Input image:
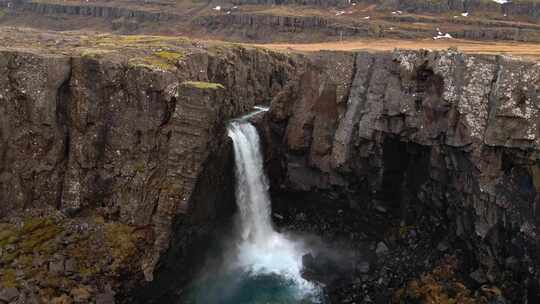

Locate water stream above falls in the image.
[182,113,323,303]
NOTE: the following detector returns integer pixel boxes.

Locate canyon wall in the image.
[260,49,540,301]
[0,46,301,302]
[2,40,540,302]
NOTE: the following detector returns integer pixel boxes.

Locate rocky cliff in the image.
[0,0,178,22]
[258,49,540,302]
[2,28,540,303]
[387,0,540,23]
[4,0,540,43]
[0,32,302,303]
[194,13,378,42]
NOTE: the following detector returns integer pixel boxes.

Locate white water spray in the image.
[227,117,321,301]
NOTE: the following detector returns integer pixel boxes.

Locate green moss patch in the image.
[154,50,185,62]
[1,268,17,288]
[0,218,63,264]
[182,81,225,90]
[104,223,141,271]
[0,215,146,301]
[128,50,185,71]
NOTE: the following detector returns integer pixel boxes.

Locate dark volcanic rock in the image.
[264,49,540,302]
[0,44,302,302]
[0,288,19,303]
[2,31,540,303]
[4,0,178,22]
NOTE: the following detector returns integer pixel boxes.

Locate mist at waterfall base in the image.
[182,120,323,304]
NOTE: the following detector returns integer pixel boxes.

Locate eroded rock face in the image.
[0,51,71,215]
[263,49,540,301]
[2,42,539,302]
[0,47,300,302]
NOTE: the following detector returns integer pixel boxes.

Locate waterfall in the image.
[228,121,273,244]
[227,118,322,302]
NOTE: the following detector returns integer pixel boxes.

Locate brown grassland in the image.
[257,38,540,59]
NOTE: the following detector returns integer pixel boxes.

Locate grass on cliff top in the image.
[78,34,191,68]
[182,81,225,90]
[84,34,188,49]
[128,49,186,71]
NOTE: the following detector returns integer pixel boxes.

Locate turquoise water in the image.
[182,269,323,304]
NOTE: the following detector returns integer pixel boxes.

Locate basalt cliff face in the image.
[257,50,540,302]
[0,38,301,303]
[1,32,540,303]
[4,0,540,44]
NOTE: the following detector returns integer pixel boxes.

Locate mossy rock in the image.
[0,218,62,259]
[104,223,141,271]
[1,268,17,288]
[154,50,185,62]
[122,47,186,71]
[0,215,145,301]
[128,57,173,71]
[128,50,184,71]
[182,81,225,90]
[0,226,18,247]
[19,219,63,254]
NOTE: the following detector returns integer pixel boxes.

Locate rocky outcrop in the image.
[385,0,501,14]
[0,44,301,302]
[386,0,540,22]
[194,13,378,42]
[2,0,178,22]
[261,49,540,302]
[503,1,540,22]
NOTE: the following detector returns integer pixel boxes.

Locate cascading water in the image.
[228,121,274,245]
[183,109,322,303]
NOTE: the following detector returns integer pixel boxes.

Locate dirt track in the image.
[257,38,540,59]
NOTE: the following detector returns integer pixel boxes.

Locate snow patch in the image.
[433,33,454,40]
